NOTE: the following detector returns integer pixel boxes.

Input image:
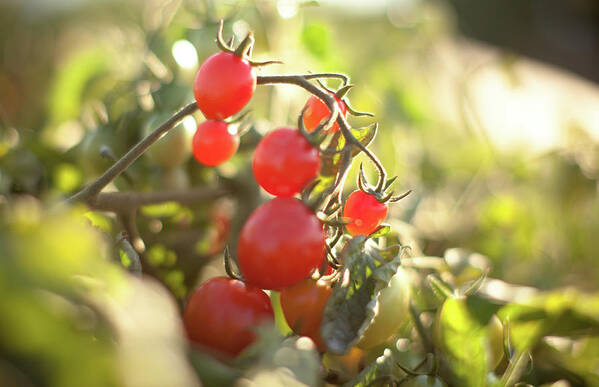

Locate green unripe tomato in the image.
[156,166,190,191]
[357,267,411,349]
[144,114,195,169]
[79,129,122,177]
[400,376,447,387]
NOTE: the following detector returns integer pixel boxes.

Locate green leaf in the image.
[321,237,403,354]
[498,289,599,352]
[311,175,335,195]
[436,296,494,386]
[427,274,453,301]
[350,123,377,154]
[368,224,391,239]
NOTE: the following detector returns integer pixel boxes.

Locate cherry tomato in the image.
[193,52,256,120]
[252,128,320,197]
[192,120,239,166]
[183,276,273,357]
[401,376,447,387]
[280,278,332,350]
[343,190,388,236]
[357,267,411,349]
[237,197,326,290]
[302,92,348,133]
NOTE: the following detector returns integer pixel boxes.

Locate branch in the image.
[87,187,230,213]
[258,73,387,193]
[66,102,198,205]
[257,74,340,119]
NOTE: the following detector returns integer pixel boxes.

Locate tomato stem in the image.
[234,32,255,59]
[215,20,235,54]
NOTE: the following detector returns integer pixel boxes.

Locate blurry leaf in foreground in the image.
[0,201,199,387]
[499,289,599,352]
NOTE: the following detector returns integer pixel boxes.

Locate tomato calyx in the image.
[357,162,412,204]
[215,20,282,67]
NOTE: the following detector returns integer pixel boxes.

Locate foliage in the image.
[1,1,599,386]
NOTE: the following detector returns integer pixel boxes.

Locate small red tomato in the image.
[183,276,273,357]
[238,197,326,290]
[280,278,332,351]
[194,52,256,120]
[192,120,239,166]
[252,128,320,197]
[302,92,348,133]
[343,190,388,236]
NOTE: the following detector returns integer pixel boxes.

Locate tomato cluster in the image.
[182,26,400,359]
[190,51,255,166]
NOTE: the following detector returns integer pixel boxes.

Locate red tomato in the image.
[302,92,348,133]
[238,198,326,290]
[193,52,256,120]
[192,120,239,166]
[252,128,320,197]
[183,276,273,357]
[343,190,388,236]
[280,278,332,350]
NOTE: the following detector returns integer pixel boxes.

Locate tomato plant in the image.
[302,92,348,133]
[343,190,389,236]
[10,6,599,387]
[252,127,320,197]
[193,52,256,120]
[357,267,411,349]
[237,197,326,290]
[280,278,332,350]
[192,120,239,166]
[182,276,273,357]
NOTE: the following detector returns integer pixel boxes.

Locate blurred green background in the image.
[1,0,599,386]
